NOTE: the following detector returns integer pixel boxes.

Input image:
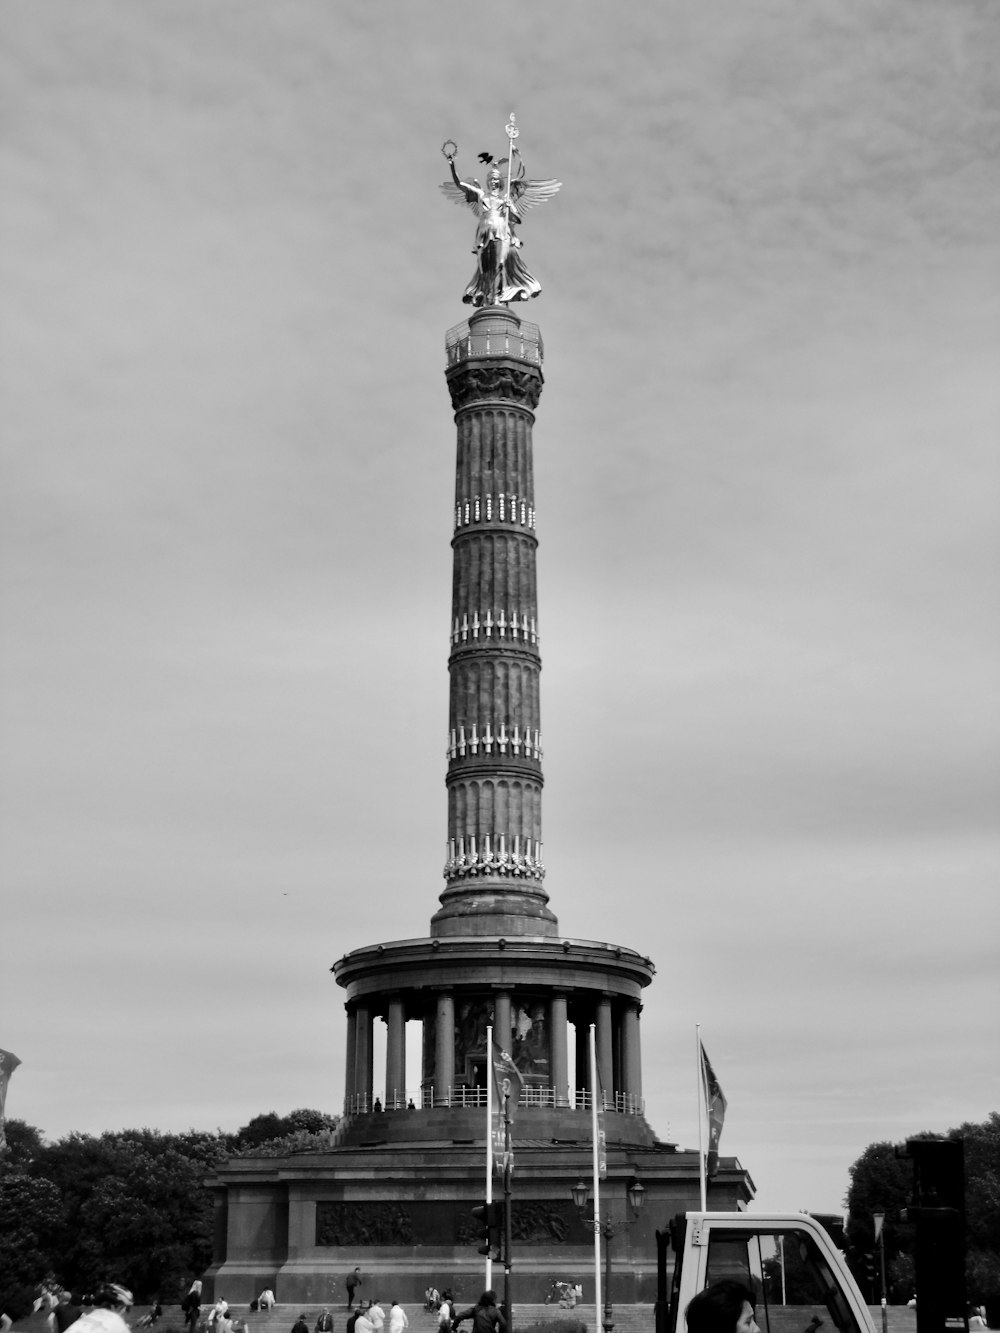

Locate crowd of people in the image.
[5,1273,991,1333]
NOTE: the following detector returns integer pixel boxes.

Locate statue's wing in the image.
[510,177,562,212]
[439,179,481,213]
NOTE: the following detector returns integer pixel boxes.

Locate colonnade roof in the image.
[332,932,655,1002]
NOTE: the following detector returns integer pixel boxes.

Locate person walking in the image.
[345,1272,363,1312]
[64,1284,134,1333]
[387,1302,408,1333]
[437,1294,453,1333]
[451,1292,506,1333]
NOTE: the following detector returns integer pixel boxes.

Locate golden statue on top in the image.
[440,114,561,307]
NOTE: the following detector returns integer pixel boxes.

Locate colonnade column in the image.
[575,1021,590,1101]
[596,996,614,1106]
[355,1002,373,1110]
[344,1004,358,1110]
[386,996,406,1108]
[434,991,455,1105]
[493,989,512,1051]
[621,1001,642,1109]
[550,992,569,1106]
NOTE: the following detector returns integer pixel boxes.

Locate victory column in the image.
[203,115,752,1314]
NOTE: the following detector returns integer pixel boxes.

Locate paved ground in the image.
[11,1300,920,1333]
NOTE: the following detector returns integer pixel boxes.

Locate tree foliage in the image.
[845,1114,1000,1311]
[0,1110,338,1309]
[227,1107,339,1151]
[0,1169,63,1319]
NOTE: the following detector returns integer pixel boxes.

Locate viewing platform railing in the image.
[344,1086,644,1116]
[445,318,543,367]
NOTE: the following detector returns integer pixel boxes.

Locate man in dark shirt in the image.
[452,1292,507,1333]
[53,1295,83,1333]
[345,1271,363,1311]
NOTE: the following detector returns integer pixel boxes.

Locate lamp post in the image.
[872,1211,888,1333]
[571,1178,645,1333]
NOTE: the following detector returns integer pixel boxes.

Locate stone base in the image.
[204,1133,753,1305]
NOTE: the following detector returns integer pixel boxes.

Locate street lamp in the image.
[872,1211,888,1333]
[571,1178,645,1333]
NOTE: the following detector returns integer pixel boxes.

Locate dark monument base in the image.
[204,1110,752,1306]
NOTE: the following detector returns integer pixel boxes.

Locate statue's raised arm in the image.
[439,115,561,307]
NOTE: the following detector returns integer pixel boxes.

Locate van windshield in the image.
[704,1227,865,1333]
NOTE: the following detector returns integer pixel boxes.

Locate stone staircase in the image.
[219,1308,649,1333]
[189,1304,916,1333]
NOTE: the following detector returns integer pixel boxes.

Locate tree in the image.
[956,1113,1000,1317]
[845,1114,1000,1315]
[844,1140,912,1301]
[0,1168,63,1320]
[1,1118,46,1170]
[30,1128,227,1299]
[228,1107,338,1151]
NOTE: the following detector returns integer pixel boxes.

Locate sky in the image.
[2,0,998,1218]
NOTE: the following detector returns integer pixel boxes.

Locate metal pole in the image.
[485,1025,493,1291]
[602,1220,614,1333]
[878,1228,888,1333]
[503,1088,513,1333]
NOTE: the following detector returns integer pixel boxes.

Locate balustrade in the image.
[343,1086,645,1117]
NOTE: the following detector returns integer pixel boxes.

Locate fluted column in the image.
[622,1002,642,1107]
[550,992,569,1106]
[575,1019,590,1100]
[386,996,406,1107]
[344,1004,358,1108]
[596,996,614,1105]
[434,990,455,1104]
[493,989,512,1051]
[354,1003,373,1109]
[433,306,557,939]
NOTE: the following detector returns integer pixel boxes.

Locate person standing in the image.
[291,1316,310,1333]
[367,1302,384,1333]
[387,1303,408,1333]
[315,1312,334,1333]
[182,1283,203,1333]
[437,1294,453,1333]
[53,1294,83,1333]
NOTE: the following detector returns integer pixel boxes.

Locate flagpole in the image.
[486,1024,494,1289]
[696,1024,707,1211]
[589,1025,603,1320]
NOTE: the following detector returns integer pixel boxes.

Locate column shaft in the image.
[435,992,455,1104]
[344,1005,358,1109]
[550,992,569,1106]
[494,990,512,1050]
[596,997,614,1106]
[386,997,406,1108]
[622,1003,642,1109]
[354,1003,373,1110]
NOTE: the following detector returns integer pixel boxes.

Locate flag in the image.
[594,1062,607,1179]
[0,1048,22,1151]
[491,1039,524,1176]
[700,1042,727,1178]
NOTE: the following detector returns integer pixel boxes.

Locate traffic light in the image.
[471,1200,505,1260]
[906,1137,964,1211]
[898,1138,966,1332]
